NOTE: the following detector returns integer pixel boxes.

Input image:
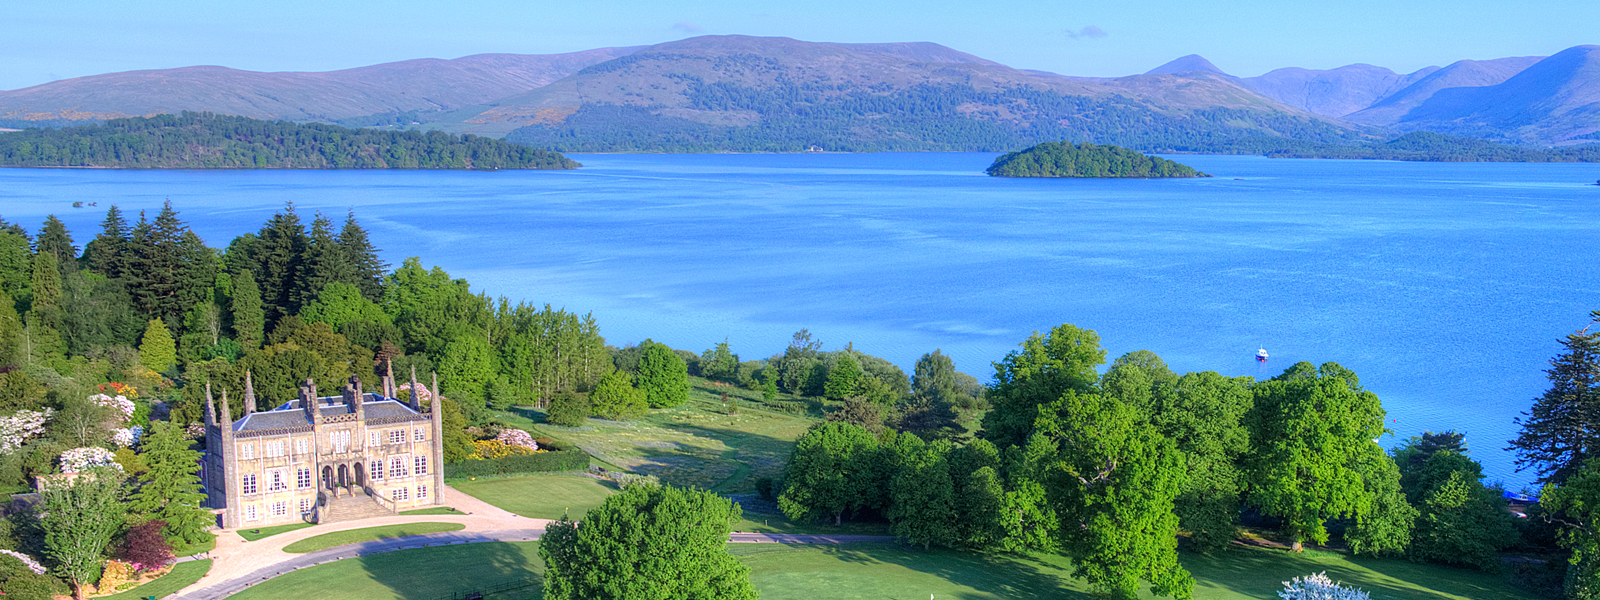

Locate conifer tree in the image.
[28,251,61,313]
[0,230,31,298]
[129,421,211,546]
[293,213,351,309]
[86,205,129,278]
[33,215,75,275]
[1512,311,1600,485]
[230,270,264,350]
[336,211,387,302]
[251,204,308,324]
[0,290,21,367]
[139,319,176,373]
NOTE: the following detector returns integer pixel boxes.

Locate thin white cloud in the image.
[1065,26,1108,39]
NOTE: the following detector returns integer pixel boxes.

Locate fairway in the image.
[223,539,1535,600]
[450,473,618,519]
[282,522,467,553]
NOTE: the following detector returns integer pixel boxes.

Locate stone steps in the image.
[320,490,395,524]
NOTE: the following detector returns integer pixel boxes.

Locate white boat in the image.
[1256,347,1269,362]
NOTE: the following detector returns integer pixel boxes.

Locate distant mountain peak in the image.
[1146,54,1228,76]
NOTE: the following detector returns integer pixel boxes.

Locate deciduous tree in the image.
[589,370,647,420]
[982,323,1106,448]
[637,342,689,408]
[40,466,125,600]
[779,422,879,525]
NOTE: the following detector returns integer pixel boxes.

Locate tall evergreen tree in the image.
[1511,311,1600,485]
[86,205,129,278]
[0,230,31,298]
[252,204,308,325]
[293,213,351,309]
[337,211,387,302]
[230,269,264,350]
[33,216,75,276]
[139,319,176,374]
[28,251,61,314]
[124,202,210,326]
[128,421,212,547]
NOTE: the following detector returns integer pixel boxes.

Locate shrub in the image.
[1278,572,1369,600]
[97,561,134,592]
[118,520,174,572]
[546,392,591,427]
[612,472,661,490]
[754,477,777,502]
[469,439,537,460]
[443,448,591,478]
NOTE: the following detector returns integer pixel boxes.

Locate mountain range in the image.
[1,36,1596,151]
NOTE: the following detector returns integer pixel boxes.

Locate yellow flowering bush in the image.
[99,560,135,592]
[469,439,538,460]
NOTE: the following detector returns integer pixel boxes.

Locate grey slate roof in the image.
[232,394,420,432]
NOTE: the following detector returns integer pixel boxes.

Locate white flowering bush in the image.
[0,549,46,575]
[185,422,206,439]
[0,408,54,455]
[60,446,121,474]
[397,382,433,403]
[91,394,136,422]
[496,428,538,450]
[111,425,144,448]
[1279,572,1369,600]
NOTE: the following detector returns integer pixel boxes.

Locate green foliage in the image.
[0,112,580,170]
[124,202,215,326]
[1261,131,1600,163]
[0,231,32,299]
[545,391,592,428]
[589,370,647,420]
[1136,370,1253,553]
[336,212,386,302]
[0,290,23,367]
[85,206,128,279]
[983,322,1106,448]
[637,342,689,408]
[1244,362,1387,550]
[539,484,756,600]
[1343,444,1417,557]
[987,142,1209,178]
[59,272,142,356]
[250,205,309,325]
[779,422,880,525]
[298,282,389,332]
[699,339,739,382]
[959,466,1006,549]
[129,421,212,546]
[27,252,61,312]
[887,439,958,550]
[381,258,490,359]
[437,334,497,416]
[138,319,176,373]
[440,448,591,477]
[823,397,885,433]
[1544,459,1600,600]
[1401,449,1516,569]
[1512,310,1600,485]
[40,467,125,595]
[0,553,68,600]
[822,353,863,400]
[229,269,264,350]
[997,478,1059,553]
[1036,392,1194,600]
[419,395,473,463]
[33,216,75,275]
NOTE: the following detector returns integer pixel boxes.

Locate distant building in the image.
[202,370,446,528]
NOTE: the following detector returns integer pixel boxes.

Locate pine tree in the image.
[1512,311,1600,485]
[86,205,129,278]
[337,211,386,302]
[0,230,31,298]
[128,421,212,547]
[230,270,264,350]
[124,202,208,325]
[33,215,75,276]
[28,251,61,313]
[293,213,352,309]
[139,319,176,373]
[252,204,308,324]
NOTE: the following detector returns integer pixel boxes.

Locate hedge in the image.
[443,448,591,478]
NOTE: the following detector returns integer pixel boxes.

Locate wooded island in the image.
[986,142,1209,178]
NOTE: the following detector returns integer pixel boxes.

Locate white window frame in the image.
[268,469,287,492]
[241,473,257,495]
[295,438,308,455]
[417,485,428,501]
[414,427,426,442]
[414,455,428,476]
[296,468,312,489]
[298,498,312,514]
[333,431,349,453]
[389,456,408,479]
[391,487,409,501]
[371,461,383,480]
[369,431,381,447]
[389,429,404,445]
[245,504,258,521]
[240,443,254,460]
[270,501,288,518]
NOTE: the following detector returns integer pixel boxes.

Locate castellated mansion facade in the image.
[202,372,447,528]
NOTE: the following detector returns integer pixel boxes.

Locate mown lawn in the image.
[98,559,212,600]
[224,540,1536,600]
[282,522,465,553]
[237,522,313,541]
[491,376,815,494]
[400,506,467,516]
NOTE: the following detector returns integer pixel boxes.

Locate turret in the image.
[215,384,239,529]
[430,372,445,505]
[243,370,256,416]
[347,375,364,421]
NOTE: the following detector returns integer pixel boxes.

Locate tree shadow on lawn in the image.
[1182,545,1524,600]
[359,541,541,600]
[814,543,1094,599]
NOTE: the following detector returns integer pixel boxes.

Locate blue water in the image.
[3,153,1598,488]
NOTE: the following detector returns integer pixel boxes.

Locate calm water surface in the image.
[3,153,1598,487]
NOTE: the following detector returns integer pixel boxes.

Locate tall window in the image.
[389,429,404,444]
[389,456,407,479]
[244,504,258,521]
[296,468,312,489]
[333,431,349,453]
[417,485,428,502]
[295,438,308,454]
[241,474,257,495]
[414,455,428,476]
[369,431,381,447]
[265,441,284,458]
[240,443,254,460]
[268,469,286,492]
[414,428,426,442]
[371,461,383,480]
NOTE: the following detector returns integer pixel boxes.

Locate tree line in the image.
[0,112,579,170]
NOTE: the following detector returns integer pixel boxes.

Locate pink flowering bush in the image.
[90,394,136,422]
[111,426,144,448]
[60,447,120,474]
[0,408,53,455]
[397,382,433,403]
[495,428,538,450]
[184,422,205,439]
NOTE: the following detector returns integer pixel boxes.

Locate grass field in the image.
[491,377,815,494]
[173,533,216,556]
[400,506,466,516]
[223,540,1536,600]
[238,522,313,541]
[282,522,466,553]
[98,560,212,600]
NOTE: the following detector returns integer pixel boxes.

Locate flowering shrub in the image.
[90,394,137,422]
[495,429,538,450]
[185,422,206,439]
[1279,572,1370,600]
[111,426,144,448]
[0,408,54,455]
[99,560,134,592]
[119,520,175,572]
[397,382,433,403]
[96,381,139,399]
[60,447,121,474]
[0,550,46,575]
[469,439,538,460]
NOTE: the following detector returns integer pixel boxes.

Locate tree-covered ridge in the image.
[0,112,579,170]
[1254,131,1600,162]
[986,142,1209,178]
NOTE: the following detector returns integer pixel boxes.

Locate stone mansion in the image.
[202,370,446,528]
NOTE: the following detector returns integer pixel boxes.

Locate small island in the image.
[986,141,1209,178]
[0,112,579,170]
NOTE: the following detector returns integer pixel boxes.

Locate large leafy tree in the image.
[698,339,738,382]
[539,484,756,600]
[982,323,1106,448]
[438,333,497,418]
[636,342,689,408]
[299,282,391,332]
[381,257,490,359]
[1037,392,1193,600]
[1343,443,1416,557]
[40,466,125,600]
[1401,449,1515,568]
[779,421,880,525]
[1244,362,1387,551]
[1543,458,1600,599]
[128,421,212,547]
[1139,370,1253,552]
[887,439,958,550]
[590,369,648,420]
[1511,311,1600,485]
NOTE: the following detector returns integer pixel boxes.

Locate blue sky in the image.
[3,0,1595,91]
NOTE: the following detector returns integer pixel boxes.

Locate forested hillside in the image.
[0,112,578,169]
[986,142,1208,178]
